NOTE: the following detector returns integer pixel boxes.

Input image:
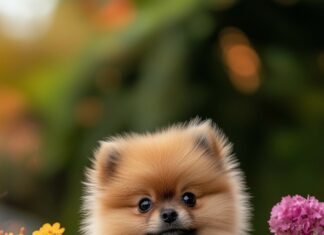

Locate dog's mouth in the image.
[147,229,197,235]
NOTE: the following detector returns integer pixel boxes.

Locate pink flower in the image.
[268,195,324,235]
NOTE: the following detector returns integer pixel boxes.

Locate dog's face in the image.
[83,121,250,235]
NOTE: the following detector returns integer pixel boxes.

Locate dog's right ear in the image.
[191,120,232,160]
[93,141,121,185]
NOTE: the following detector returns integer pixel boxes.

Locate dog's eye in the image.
[138,198,152,213]
[182,192,196,207]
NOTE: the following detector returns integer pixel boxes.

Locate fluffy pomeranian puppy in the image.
[82,120,251,235]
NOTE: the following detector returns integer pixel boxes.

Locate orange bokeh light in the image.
[0,87,41,167]
[75,97,103,127]
[95,0,135,29]
[219,27,261,94]
[226,45,260,78]
[0,87,27,129]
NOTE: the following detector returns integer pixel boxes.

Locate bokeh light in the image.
[219,27,261,94]
[0,0,58,41]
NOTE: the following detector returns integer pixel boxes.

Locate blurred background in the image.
[0,0,324,234]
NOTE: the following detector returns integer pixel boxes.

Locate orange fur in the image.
[81,119,251,235]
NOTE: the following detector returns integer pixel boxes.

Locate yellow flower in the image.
[32,223,65,235]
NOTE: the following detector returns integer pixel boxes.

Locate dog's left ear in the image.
[191,119,232,160]
[91,140,122,186]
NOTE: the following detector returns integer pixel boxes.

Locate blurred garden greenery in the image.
[0,0,324,234]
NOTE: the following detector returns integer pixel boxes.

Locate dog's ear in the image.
[191,120,232,160]
[93,141,121,185]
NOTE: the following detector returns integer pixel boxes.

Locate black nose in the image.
[160,208,178,224]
